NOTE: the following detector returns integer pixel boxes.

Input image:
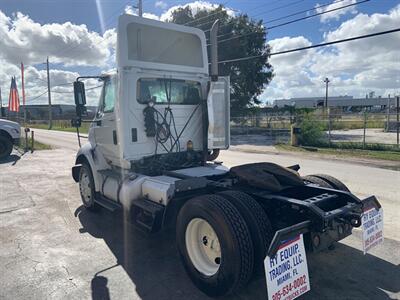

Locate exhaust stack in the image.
[210,20,220,82]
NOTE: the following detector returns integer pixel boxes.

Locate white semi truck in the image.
[71,15,381,297]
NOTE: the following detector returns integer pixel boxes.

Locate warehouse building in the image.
[273,96,396,110]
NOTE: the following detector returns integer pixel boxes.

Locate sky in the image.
[0,0,399,107]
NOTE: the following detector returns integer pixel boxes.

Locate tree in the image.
[169,5,274,116]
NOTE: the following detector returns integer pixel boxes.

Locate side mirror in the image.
[74,81,87,118]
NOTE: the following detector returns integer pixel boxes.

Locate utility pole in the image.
[21,62,26,125]
[138,0,143,17]
[397,95,399,148]
[386,94,390,132]
[0,87,2,118]
[324,77,331,145]
[46,57,52,130]
[324,77,330,108]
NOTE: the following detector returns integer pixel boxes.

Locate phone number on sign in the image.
[272,275,308,300]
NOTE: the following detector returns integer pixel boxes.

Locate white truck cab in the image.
[0,118,20,159]
[71,14,381,298]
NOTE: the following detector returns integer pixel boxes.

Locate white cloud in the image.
[160,1,235,22]
[0,59,102,106]
[262,5,400,103]
[124,5,160,20]
[155,1,168,10]
[0,11,113,67]
[316,0,358,23]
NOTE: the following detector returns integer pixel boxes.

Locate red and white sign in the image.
[362,207,384,254]
[264,234,310,300]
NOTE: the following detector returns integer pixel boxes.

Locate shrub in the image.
[297,113,325,146]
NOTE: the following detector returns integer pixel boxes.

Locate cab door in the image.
[92,77,119,163]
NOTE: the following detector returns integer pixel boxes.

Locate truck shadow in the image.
[75,205,399,300]
[0,154,20,165]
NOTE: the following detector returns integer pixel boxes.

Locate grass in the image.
[28,122,89,134]
[17,137,52,151]
[277,144,400,162]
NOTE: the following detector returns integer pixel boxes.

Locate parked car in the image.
[0,119,20,159]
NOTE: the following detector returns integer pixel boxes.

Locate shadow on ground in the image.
[75,206,399,300]
[330,133,363,142]
[0,154,20,165]
[231,134,287,146]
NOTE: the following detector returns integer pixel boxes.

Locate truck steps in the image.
[94,195,122,212]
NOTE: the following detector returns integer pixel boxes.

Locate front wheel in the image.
[79,163,99,211]
[176,194,254,297]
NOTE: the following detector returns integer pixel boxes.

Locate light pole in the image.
[46,57,52,130]
[138,0,143,17]
[324,77,331,145]
[324,77,330,109]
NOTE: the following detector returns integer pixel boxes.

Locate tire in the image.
[207,149,220,161]
[79,163,99,211]
[176,194,254,297]
[217,190,273,276]
[303,175,333,188]
[311,174,350,192]
[0,135,13,160]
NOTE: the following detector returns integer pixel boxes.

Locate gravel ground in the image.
[0,149,399,300]
[330,128,399,145]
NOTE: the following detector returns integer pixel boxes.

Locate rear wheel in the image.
[217,190,273,276]
[207,149,220,161]
[311,174,350,192]
[176,194,254,297]
[303,175,333,188]
[79,163,99,211]
[0,135,13,160]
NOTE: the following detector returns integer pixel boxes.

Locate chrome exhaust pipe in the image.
[210,20,220,82]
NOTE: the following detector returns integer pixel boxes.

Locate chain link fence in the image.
[231,110,400,150]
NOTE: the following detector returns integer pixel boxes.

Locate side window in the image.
[103,79,115,113]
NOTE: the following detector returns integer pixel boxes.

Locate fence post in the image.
[31,131,34,153]
[328,108,331,146]
[397,96,399,148]
[363,109,367,149]
[386,96,390,132]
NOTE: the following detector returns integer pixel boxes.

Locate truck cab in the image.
[71,14,381,298]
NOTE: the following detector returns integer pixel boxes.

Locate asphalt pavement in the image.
[0,130,399,299]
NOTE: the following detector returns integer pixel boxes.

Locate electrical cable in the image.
[212,0,348,40]
[214,0,370,45]
[182,1,232,26]
[215,27,400,65]
[26,91,48,102]
[200,0,305,32]
[264,0,347,24]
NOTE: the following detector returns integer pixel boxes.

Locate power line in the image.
[263,0,346,24]
[182,1,232,26]
[26,91,48,103]
[201,0,305,32]
[216,27,400,65]
[52,84,103,94]
[215,0,370,44]
[267,0,369,30]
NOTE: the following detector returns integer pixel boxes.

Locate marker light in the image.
[187,140,193,150]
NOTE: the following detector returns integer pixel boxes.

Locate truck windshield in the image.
[137,78,201,105]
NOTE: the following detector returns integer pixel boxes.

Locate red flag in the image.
[8,76,20,112]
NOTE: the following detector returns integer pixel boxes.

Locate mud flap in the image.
[361,195,381,211]
[267,221,311,257]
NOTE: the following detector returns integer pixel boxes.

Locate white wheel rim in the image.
[185,218,221,276]
[79,170,92,204]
